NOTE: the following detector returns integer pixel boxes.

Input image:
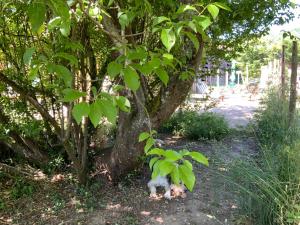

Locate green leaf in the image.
[213,2,232,11]
[53,52,78,66]
[170,166,180,185]
[207,4,219,20]
[151,160,162,179]
[50,64,73,87]
[147,148,165,156]
[48,17,61,30]
[189,151,209,166]
[115,96,130,112]
[158,160,175,176]
[133,63,153,75]
[185,32,199,50]
[194,16,212,30]
[148,57,161,69]
[123,66,140,91]
[108,0,115,6]
[49,0,70,36]
[118,12,129,30]
[179,149,190,156]
[164,150,182,161]
[163,53,173,61]
[183,160,193,170]
[72,102,90,124]
[149,157,159,170]
[27,1,46,32]
[127,48,148,61]
[62,89,86,102]
[107,61,123,78]
[23,47,35,65]
[153,16,170,27]
[97,99,117,124]
[161,28,176,52]
[176,4,198,14]
[138,132,150,142]
[188,21,197,33]
[155,68,169,86]
[179,164,195,191]
[89,101,103,127]
[60,22,70,37]
[144,138,155,153]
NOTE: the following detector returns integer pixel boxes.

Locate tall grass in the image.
[227,89,300,225]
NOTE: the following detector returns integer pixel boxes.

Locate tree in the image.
[0,0,295,184]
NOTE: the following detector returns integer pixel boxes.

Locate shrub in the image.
[161,111,229,140]
[185,112,229,140]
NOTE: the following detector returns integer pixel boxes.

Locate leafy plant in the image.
[161,111,229,140]
[10,178,35,199]
[50,193,66,212]
[139,131,209,191]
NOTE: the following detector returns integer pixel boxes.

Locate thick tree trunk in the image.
[96,38,205,181]
[288,40,298,125]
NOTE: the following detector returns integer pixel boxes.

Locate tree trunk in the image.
[96,38,205,181]
[288,40,298,126]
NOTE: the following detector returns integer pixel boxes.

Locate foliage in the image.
[226,89,300,225]
[139,131,209,191]
[161,111,229,140]
[0,0,295,184]
[10,177,35,199]
[255,89,300,149]
[0,0,229,183]
[206,0,295,60]
[237,33,300,79]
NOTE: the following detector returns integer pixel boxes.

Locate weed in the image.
[10,177,35,199]
[50,193,66,212]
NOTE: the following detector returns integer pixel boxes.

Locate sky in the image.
[269,0,300,36]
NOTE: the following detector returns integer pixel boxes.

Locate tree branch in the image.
[0,72,62,135]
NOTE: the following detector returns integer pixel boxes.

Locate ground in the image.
[0,86,260,225]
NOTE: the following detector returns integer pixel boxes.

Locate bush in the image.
[161,111,229,140]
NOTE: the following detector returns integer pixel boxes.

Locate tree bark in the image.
[96,36,205,181]
[288,40,298,126]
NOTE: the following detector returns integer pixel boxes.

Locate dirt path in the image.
[139,135,257,225]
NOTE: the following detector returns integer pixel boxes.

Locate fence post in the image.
[288,40,298,125]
